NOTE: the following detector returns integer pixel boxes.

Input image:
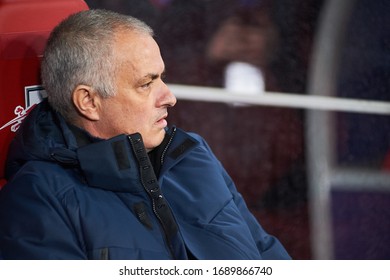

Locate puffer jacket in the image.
[0,100,291,260]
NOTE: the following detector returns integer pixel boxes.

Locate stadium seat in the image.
[0,0,89,188]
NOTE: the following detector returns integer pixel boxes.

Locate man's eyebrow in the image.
[148,73,159,80]
[136,74,158,85]
[142,70,166,81]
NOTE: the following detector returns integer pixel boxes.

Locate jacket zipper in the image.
[128,133,177,259]
[160,127,176,166]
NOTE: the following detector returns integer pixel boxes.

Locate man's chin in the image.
[145,132,166,152]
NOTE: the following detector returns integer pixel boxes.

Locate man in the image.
[0,9,290,260]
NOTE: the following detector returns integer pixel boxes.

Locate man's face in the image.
[96,31,176,150]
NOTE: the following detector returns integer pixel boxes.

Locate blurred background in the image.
[84,0,390,259]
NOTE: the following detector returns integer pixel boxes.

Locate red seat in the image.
[0,0,89,189]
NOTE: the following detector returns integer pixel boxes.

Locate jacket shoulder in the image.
[2,160,80,198]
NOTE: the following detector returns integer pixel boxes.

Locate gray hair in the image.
[41,9,153,121]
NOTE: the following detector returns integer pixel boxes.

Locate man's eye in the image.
[141,81,153,89]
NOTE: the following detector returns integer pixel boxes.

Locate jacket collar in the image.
[76,133,145,193]
[158,127,198,177]
[75,127,199,192]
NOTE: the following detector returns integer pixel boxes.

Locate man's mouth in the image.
[156,114,168,127]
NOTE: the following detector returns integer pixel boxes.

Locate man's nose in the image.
[160,82,177,107]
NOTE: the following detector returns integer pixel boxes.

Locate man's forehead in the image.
[113,30,164,78]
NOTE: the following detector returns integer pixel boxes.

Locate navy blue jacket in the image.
[0,101,290,260]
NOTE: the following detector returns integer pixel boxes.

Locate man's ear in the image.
[72,85,101,121]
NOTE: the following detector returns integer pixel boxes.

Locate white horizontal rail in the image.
[330,168,390,191]
[168,84,390,115]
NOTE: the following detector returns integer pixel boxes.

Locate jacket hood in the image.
[5,100,79,179]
